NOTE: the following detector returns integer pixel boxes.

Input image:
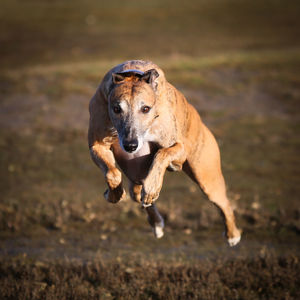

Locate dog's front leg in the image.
[90,142,126,203]
[142,142,186,207]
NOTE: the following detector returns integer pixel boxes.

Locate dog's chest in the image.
[112,142,157,184]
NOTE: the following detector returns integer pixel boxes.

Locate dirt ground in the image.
[1,0,300,299]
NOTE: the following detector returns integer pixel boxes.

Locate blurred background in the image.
[1,0,300,299]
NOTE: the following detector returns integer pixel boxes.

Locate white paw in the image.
[153,221,164,239]
[228,235,241,247]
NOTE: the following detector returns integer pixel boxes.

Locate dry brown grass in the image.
[1,253,299,300]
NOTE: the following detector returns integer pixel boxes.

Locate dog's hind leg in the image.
[201,176,241,246]
[185,128,241,246]
[129,181,164,238]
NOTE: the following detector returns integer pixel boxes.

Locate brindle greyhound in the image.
[88,60,241,246]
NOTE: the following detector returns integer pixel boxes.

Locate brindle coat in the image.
[88,60,241,246]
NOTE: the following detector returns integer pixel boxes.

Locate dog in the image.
[88,60,241,246]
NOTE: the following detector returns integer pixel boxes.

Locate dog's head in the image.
[108,69,159,153]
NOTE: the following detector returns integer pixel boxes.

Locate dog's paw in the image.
[141,192,159,208]
[152,220,164,239]
[228,235,241,247]
[142,173,163,207]
[225,229,242,247]
[104,185,126,204]
[141,184,161,207]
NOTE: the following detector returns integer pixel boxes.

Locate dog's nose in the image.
[123,140,138,153]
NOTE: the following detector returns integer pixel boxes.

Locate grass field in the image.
[1,0,300,299]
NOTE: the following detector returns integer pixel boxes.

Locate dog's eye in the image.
[113,105,122,114]
[141,106,151,114]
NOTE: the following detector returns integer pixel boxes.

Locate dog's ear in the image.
[112,73,126,84]
[141,69,159,90]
